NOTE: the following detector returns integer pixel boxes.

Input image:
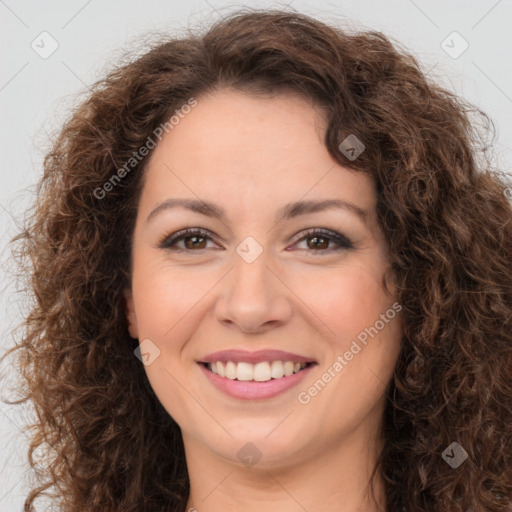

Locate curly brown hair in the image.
[3,8,512,512]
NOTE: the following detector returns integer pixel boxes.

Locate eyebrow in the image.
[146,198,369,225]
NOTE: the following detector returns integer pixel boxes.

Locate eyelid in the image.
[158,227,219,249]
[288,228,354,251]
[158,227,354,253]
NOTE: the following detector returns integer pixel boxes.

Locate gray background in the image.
[1,0,511,509]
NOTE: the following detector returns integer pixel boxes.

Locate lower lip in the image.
[198,363,315,400]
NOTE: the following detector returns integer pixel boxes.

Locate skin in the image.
[125,88,403,512]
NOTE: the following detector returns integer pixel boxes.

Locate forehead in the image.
[141,89,376,215]
[155,88,327,160]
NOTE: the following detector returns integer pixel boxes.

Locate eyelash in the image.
[158,227,354,254]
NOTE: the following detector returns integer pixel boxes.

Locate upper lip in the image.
[198,349,316,364]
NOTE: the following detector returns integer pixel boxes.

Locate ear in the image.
[123,288,139,339]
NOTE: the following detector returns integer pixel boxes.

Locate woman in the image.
[4,8,512,512]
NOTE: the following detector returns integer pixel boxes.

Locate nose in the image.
[214,246,293,335]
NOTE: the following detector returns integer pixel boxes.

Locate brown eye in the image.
[306,235,329,250]
[292,228,354,253]
[159,227,353,254]
[183,235,207,249]
[159,228,218,251]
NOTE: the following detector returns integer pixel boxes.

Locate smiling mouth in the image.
[200,360,315,382]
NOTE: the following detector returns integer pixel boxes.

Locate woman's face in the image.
[125,88,402,470]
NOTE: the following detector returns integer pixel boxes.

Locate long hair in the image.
[4,9,512,512]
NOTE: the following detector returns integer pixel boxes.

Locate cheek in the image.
[295,269,401,438]
[292,260,401,403]
[131,254,217,343]
[290,260,393,345]
[130,257,211,424]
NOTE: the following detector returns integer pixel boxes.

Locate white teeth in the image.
[271,361,284,379]
[206,360,308,381]
[253,362,271,382]
[225,361,237,379]
[283,361,294,377]
[216,361,225,377]
[236,362,254,381]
